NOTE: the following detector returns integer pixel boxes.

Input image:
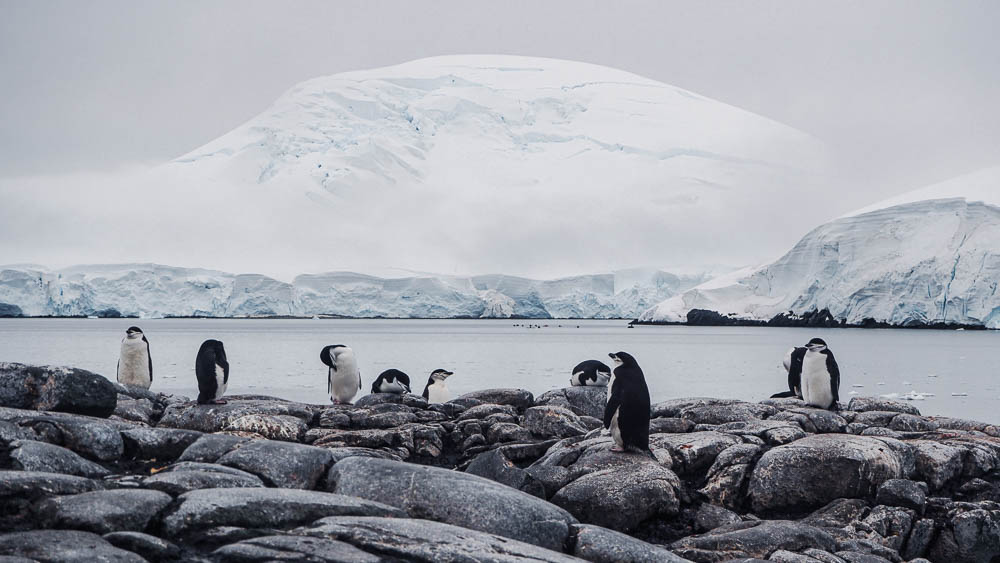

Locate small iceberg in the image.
[951,392,969,397]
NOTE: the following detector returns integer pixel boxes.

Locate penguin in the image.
[321,344,361,404]
[604,351,653,457]
[771,337,827,400]
[371,369,411,394]
[195,339,229,405]
[117,326,152,389]
[570,359,611,387]
[799,339,840,409]
[421,369,454,403]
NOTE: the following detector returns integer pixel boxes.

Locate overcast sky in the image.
[2,0,998,192]
[1,1,998,278]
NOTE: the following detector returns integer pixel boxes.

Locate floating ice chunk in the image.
[880,392,900,399]
[951,392,969,397]
[849,391,860,395]
[902,381,912,386]
[852,384,864,388]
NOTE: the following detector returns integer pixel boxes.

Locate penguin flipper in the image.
[357,371,362,390]
[827,352,840,405]
[144,335,152,383]
[116,359,120,382]
[770,390,798,399]
[603,384,622,429]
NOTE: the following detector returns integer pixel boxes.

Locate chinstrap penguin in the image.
[371,369,411,394]
[421,369,454,403]
[570,359,611,387]
[771,337,830,402]
[322,344,361,404]
[117,326,152,389]
[195,339,229,405]
[799,339,840,409]
[604,351,653,457]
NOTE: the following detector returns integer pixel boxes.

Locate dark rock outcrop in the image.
[0,363,117,417]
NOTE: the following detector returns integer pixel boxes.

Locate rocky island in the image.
[2,361,1000,562]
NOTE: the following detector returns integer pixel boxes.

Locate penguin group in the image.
[115,325,841,454]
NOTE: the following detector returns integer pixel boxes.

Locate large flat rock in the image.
[551,463,680,533]
[571,524,691,563]
[671,520,837,562]
[160,487,405,538]
[298,516,585,562]
[216,439,336,489]
[213,535,381,563]
[0,363,118,418]
[534,386,607,419]
[327,456,578,551]
[749,434,908,513]
[0,530,146,562]
[0,470,102,498]
[6,440,110,478]
[35,489,173,534]
[157,398,316,433]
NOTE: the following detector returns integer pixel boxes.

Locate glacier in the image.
[638,167,1000,328]
[0,264,711,319]
[0,54,831,280]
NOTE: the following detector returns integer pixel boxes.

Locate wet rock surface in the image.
[5,361,1000,563]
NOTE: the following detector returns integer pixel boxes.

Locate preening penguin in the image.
[800,339,840,409]
[770,337,829,401]
[117,326,152,389]
[604,351,653,456]
[195,339,229,405]
[421,369,454,403]
[371,369,411,394]
[570,360,611,386]
[322,345,361,404]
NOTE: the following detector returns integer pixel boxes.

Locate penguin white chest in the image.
[330,354,360,403]
[379,378,406,394]
[214,364,227,400]
[118,339,151,388]
[801,352,833,408]
[426,381,450,403]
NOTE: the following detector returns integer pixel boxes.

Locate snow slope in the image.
[0,264,710,319]
[0,55,831,280]
[639,167,1000,327]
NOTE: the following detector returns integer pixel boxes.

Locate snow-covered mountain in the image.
[0,264,710,319]
[638,167,1000,328]
[0,55,831,280]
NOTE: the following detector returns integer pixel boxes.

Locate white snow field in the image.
[0,55,831,280]
[0,264,711,319]
[639,167,1000,328]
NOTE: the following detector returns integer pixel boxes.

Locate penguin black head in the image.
[125,326,144,338]
[320,344,352,367]
[430,369,453,382]
[608,351,637,367]
[805,338,828,352]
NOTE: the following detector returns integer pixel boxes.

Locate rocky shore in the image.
[3,362,1000,562]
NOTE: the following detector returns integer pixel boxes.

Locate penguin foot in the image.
[210,399,228,405]
[610,445,625,452]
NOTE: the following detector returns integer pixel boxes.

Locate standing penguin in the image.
[421,369,454,403]
[604,351,652,456]
[771,337,829,401]
[371,369,411,394]
[117,326,152,389]
[195,339,229,405]
[322,345,361,404]
[799,339,840,409]
[570,359,611,386]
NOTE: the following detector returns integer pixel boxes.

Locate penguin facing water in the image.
[570,360,611,387]
[117,326,152,389]
[604,351,652,456]
[195,339,229,405]
[371,369,411,394]
[322,345,361,404]
[421,369,454,403]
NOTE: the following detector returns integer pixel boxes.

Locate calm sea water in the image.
[0,318,996,423]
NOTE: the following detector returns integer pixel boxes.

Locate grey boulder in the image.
[0,530,146,562]
[671,520,838,563]
[102,532,181,562]
[456,388,535,411]
[299,516,585,562]
[216,439,335,489]
[6,440,109,478]
[143,463,265,495]
[160,487,404,538]
[570,523,691,562]
[749,435,908,513]
[533,386,608,419]
[213,535,380,562]
[157,398,315,433]
[327,456,577,551]
[0,363,118,418]
[35,489,173,534]
[121,427,203,461]
[524,405,588,438]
